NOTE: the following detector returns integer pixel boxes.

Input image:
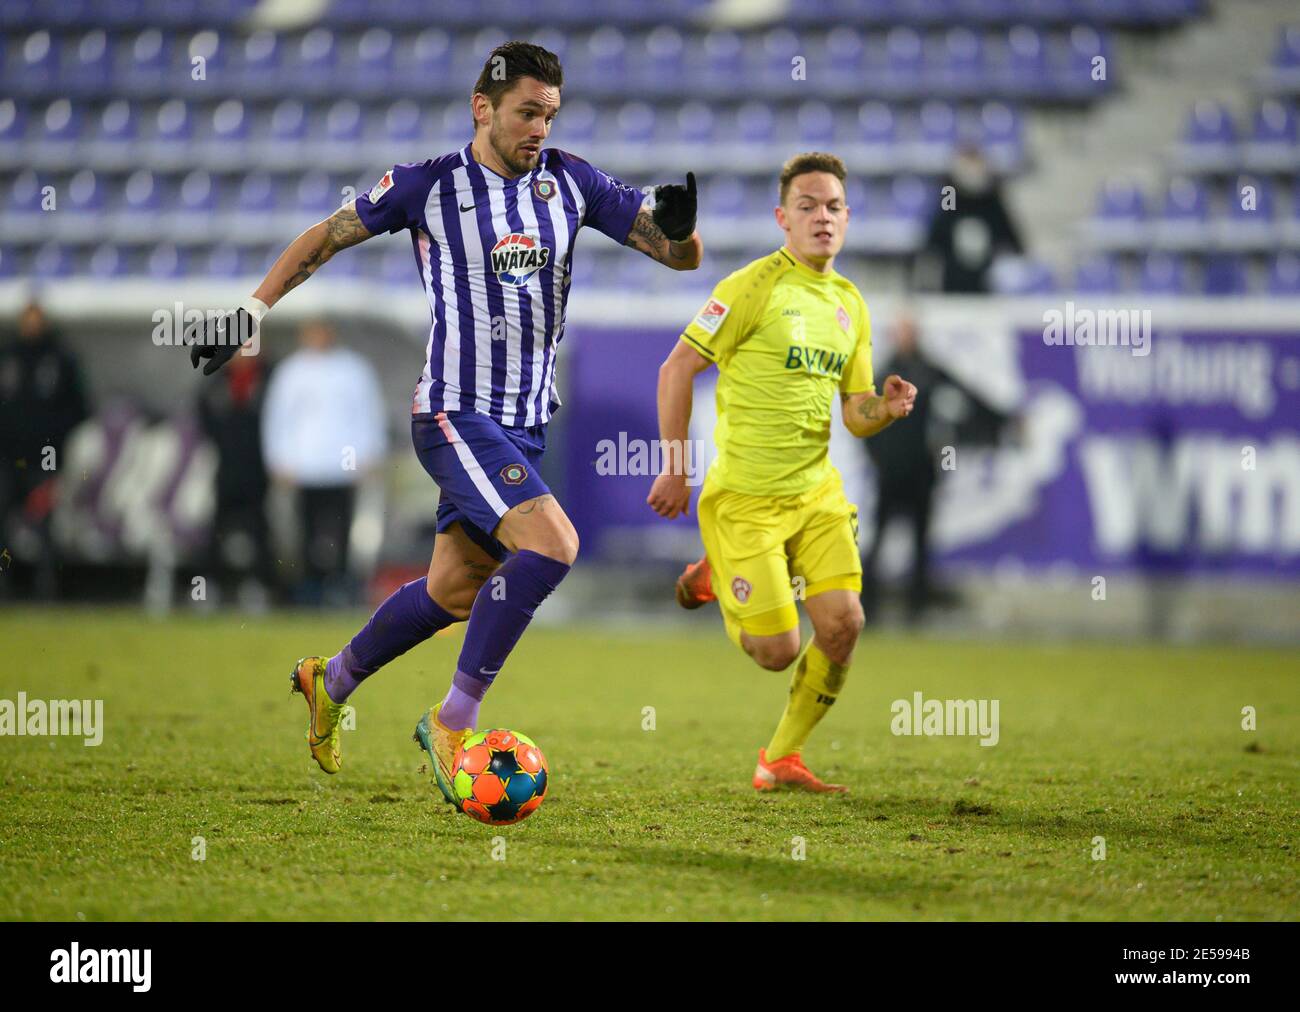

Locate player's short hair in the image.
[472,41,565,112]
[778,152,848,205]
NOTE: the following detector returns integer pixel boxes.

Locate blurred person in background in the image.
[860,312,1012,623]
[261,320,387,606]
[916,144,1024,294]
[0,298,90,600]
[196,347,273,610]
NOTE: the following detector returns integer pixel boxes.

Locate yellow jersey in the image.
[680,247,874,496]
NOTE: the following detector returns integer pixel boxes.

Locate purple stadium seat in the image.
[241,30,283,96]
[33,243,74,278]
[1244,99,1297,171]
[1064,25,1111,94]
[398,28,451,92]
[384,99,423,144]
[268,99,308,145]
[914,100,959,168]
[237,172,278,215]
[0,99,25,156]
[936,26,986,96]
[1179,99,1237,170]
[641,25,686,95]
[96,99,138,147]
[294,28,339,96]
[296,172,336,217]
[978,101,1023,169]
[796,101,837,147]
[177,170,217,216]
[7,170,45,240]
[615,102,656,145]
[35,99,82,159]
[1090,179,1147,248]
[210,99,250,151]
[1074,254,1122,293]
[204,244,245,278]
[18,30,60,97]
[65,30,112,97]
[1137,252,1188,294]
[1156,176,1210,248]
[989,255,1055,294]
[857,101,899,148]
[88,244,128,278]
[674,102,714,147]
[825,26,866,91]
[1202,254,1247,296]
[122,28,171,95]
[185,30,230,90]
[66,168,107,216]
[0,246,18,279]
[122,169,162,215]
[883,26,924,94]
[698,30,743,92]
[552,99,596,147]
[324,100,363,147]
[736,102,775,146]
[147,242,187,279]
[1004,25,1049,95]
[1267,252,1300,295]
[1272,25,1300,68]
[758,26,803,90]
[889,174,932,221]
[578,27,628,92]
[351,27,395,95]
[703,176,747,219]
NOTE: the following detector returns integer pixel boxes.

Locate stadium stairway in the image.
[1010,0,1296,278]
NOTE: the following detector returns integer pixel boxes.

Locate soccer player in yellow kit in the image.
[648,153,917,793]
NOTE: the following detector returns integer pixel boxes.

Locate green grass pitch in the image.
[1,608,1295,921]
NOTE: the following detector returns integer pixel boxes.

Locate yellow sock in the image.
[765,642,848,761]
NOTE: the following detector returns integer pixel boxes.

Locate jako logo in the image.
[50,944,151,992]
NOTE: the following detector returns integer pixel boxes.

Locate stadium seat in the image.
[1267,251,1300,294]
[1154,176,1211,249]
[121,28,171,95]
[1175,99,1238,171]
[1242,99,1297,171]
[64,29,112,97]
[1216,177,1277,250]
[1137,251,1189,294]
[1201,254,1248,296]
[1073,254,1123,293]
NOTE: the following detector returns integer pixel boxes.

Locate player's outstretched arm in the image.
[647,340,712,518]
[625,172,703,271]
[841,375,917,439]
[187,202,373,375]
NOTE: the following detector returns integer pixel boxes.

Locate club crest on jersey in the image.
[694,298,730,334]
[836,305,851,332]
[500,463,528,486]
[491,232,550,287]
[368,170,394,203]
[731,576,752,604]
[532,177,557,201]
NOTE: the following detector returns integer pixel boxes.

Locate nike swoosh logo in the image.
[460,202,476,212]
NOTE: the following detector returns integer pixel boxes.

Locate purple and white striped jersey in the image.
[354,143,645,426]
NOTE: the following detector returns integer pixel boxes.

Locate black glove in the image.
[186,308,257,376]
[652,171,697,243]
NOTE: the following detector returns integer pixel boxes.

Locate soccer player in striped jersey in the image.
[647,153,915,793]
[187,42,702,806]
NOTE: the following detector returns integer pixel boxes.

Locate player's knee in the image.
[816,605,864,664]
[745,635,800,672]
[426,579,474,620]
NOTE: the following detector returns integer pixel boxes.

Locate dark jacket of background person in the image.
[920,149,1024,294]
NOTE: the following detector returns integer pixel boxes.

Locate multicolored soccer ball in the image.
[451,728,548,825]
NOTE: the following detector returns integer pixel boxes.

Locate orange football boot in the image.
[675,556,716,609]
[753,748,848,793]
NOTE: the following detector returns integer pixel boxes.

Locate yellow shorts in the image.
[697,469,862,645]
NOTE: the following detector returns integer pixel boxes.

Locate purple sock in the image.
[437,669,490,731]
[445,549,570,719]
[325,577,456,701]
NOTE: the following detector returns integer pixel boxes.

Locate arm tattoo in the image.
[281,206,371,294]
[325,206,370,252]
[624,209,670,261]
[857,395,887,425]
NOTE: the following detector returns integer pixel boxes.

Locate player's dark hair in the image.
[472,41,564,118]
[778,152,848,204]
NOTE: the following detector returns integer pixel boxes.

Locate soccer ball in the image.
[451,728,549,825]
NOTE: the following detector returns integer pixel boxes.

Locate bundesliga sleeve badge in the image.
[367,170,395,203]
[693,297,730,334]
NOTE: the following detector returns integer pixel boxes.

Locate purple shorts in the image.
[412,411,551,561]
